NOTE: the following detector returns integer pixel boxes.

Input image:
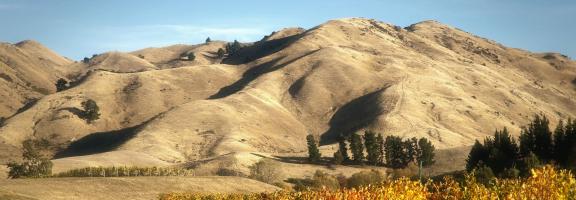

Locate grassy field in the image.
[0,176,278,200]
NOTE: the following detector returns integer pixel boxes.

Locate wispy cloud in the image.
[85,24,269,52]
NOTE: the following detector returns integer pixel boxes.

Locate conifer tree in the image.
[376,134,385,165]
[417,137,435,167]
[226,40,242,55]
[553,120,568,166]
[404,137,418,164]
[306,134,321,163]
[488,128,519,175]
[364,131,380,165]
[520,114,553,162]
[384,135,406,169]
[466,140,488,171]
[349,132,364,164]
[205,37,211,43]
[337,135,349,161]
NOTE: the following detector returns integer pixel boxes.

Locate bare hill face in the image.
[0,40,72,118]
[0,18,574,171]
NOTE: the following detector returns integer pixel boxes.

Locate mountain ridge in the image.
[0,18,574,174]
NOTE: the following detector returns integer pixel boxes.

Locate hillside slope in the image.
[0,18,574,172]
[0,40,72,118]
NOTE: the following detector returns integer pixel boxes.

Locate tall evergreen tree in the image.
[564,119,576,169]
[404,137,418,164]
[306,134,321,163]
[376,134,385,165]
[466,140,488,171]
[487,128,519,175]
[337,135,349,161]
[349,132,364,164]
[417,137,435,167]
[533,115,553,162]
[553,120,568,167]
[384,136,406,169]
[520,114,553,162]
[364,131,380,165]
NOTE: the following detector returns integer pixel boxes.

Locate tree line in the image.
[55,166,193,177]
[466,114,576,180]
[307,131,435,169]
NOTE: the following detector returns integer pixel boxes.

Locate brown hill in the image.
[0,18,574,174]
[0,40,72,119]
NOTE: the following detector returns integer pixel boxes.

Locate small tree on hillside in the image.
[82,57,90,64]
[187,52,196,61]
[55,78,68,92]
[217,48,225,58]
[306,134,321,163]
[80,99,100,124]
[205,37,211,43]
[349,132,364,164]
[226,40,241,55]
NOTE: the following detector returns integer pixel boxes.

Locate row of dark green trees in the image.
[466,114,576,178]
[307,131,435,169]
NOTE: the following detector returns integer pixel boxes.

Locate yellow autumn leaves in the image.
[160,165,576,200]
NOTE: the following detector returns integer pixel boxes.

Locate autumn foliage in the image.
[160,165,575,200]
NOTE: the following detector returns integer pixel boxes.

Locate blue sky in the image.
[0,0,574,60]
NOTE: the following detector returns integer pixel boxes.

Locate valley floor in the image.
[0,176,278,200]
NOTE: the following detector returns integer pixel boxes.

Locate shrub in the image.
[248,159,283,185]
[472,164,495,185]
[205,37,211,43]
[332,150,343,165]
[7,140,53,178]
[346,170,386,188]
[187,53,195,61]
